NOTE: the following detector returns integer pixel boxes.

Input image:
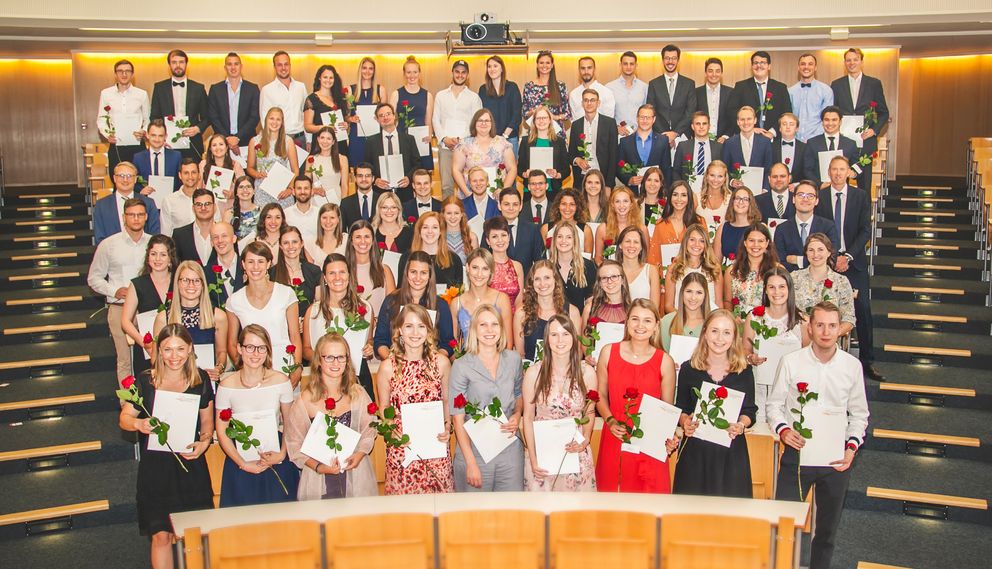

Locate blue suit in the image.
[462,196,500,221]
[773,214,839,272]
[755,190,796,222]
[617,131,671,194]
[93,191,161,245]
[721,134,773,189]
[134,148,183,191]
[506,219,545,277]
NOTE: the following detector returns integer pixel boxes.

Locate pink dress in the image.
[524,369,597,492]
[491,260,521,310]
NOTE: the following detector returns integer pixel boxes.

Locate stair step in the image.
[0,500,110,528]
[873,256,983,279]
[2,233,92,250]
[873,299,991,334]
[883,345,971,357]
[879,382,976,398]
[0,355,91,373]
[0,521,148,567]
[881,209,975,224]
[0,441,102,463]
[3,285,101,314]
[871,276,986,305]
[872,429,981,448]
[0,337,115,379]
[874,328,991,368]
[876,238,979,259]
[876,222,978,240]
[866,487,988,511]
[865,400,990,460]
[0,393,96,413]
[858,563,913,569]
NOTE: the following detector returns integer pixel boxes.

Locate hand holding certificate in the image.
[690,381,745,448]
[799,406,847,467]
[533,418,582,476]
[258,162,294,202]
[299,410,361,467]
[631,394,681,461]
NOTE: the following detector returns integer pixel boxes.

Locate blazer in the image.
[773,215,839,271]
[374,293,456,357]
[204,248,246,308]
[462,195,500,221]
[646,74,697,136]
[672,138,723,182]
[364,130,420,189]
[93,191,161,246]
[721,134,773,189]
[771,138,807,180]
[568,114,619,184]
[727,78,792,135]
[172,223,209,265]
[815,185,872,282]
[150,77,210,153]
[802,133,860,184]
[507,219,545,276]
[340,189,385,231]
[695,83,735,138]
[134,148,182,191]
[517,136,569,193]
[401,197,442,221]
[755,190,797,222]
[207,78,261,147]
[830,74,890,154]
[617,131,672,193]
[521,198,552,226]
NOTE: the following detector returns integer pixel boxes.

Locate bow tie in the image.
[782,141,794,147]
[172,81,185,87]
[418,202,432,208]
[800,83,811,88]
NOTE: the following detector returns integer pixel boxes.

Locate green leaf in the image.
[790,407,800,415]
[400,434,410,445]
[115,389,133,401]
[384,406,396,420]
[799,428,813,439]
[632,428,644,438]
[714,399,724,408]
[335,443,343,452]
[768,328,778,338]
[713,417,730,430]
[708,408,719,420]
[792,420,802,431]
[807,392,819,401]
[251,439,260,446]
[157,431,168,445]
[242,442,251,450]
[245,425,253,436]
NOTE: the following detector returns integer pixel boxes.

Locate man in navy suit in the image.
[340,163,384,230]
[172,189,217,265]
[521,171,552,226]
[617,104,671,194]
[134,120,182,193]
[722,106,773,190]
[401,169,442,221]
[673,111,722,183]
[773,179,839,271]
[207,52,260,153]
[695,57,735,141]
[772,113,806,181]
[802,106,860,187]
[756,163,797,222]
[646,44,697,146]
[93,162,161,245]
[831,48,890,193]
[568,88,619,188]
[150,49,210,160]
[205,221,245,309]
[726,51,793,139]
[461,167,500,221]
[815,156,882,381]
[366,103,420,203]
[496,188,545,276]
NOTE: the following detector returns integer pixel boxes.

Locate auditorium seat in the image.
[325,513,434,569]
[659,513,785,569]
[438,510,544,569]
[207,520,322,568]
[548,510,656,569]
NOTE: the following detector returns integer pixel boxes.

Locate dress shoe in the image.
[863,363,884,381]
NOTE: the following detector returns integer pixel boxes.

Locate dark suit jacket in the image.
[207,79,261,147]
[695,84,735,138]
[568,114,619,184]
[521,198,552,226]
[150,78,209,154]
[755,190,796,222]
[172,223,209,265]
[517,137,569,192]
[364,129,420,201]
[507,218,545,276]
[771,138,806,180]
[830,74,890,154]
[462,195,500,221]
[802,134,860,184]
[672,138,723,182]
[93,191,161,245]
[815,185,872,286]
[721,134,773,189]
[402,197,442,221]
[646,74,697,137]
[773,214,840,271]
[617,131,671,192]
[340,189,385,231]
[727,78,792,134]
[134,148,182,191]
[204,249,246,308]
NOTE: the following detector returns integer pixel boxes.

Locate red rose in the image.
[143,332,153,345]
[579,133,586,140]
[624,387,639,400]
[545,237,552,248]
[214,170,222,176]
[219,408,233,421]
[715,385,729,399]
[784,157,791,165]
[121,375,136,389]
[325,398,336,411]
[356,285,365,293]
[367,402,378,415]
[731,297,740,306]
[586,390,600,402]
[532,217,539,223]
[454,393,467,408]
[728,253,736,261]
[166,292,173,301]
[659,198,667,208]
[357,305,367,316]
[212,264,223,274]
[733,162,741,170]
[401,100,409,106]
[752,305,766,317]
[498,163,506,170]
[166,115,174,121]
[342,87,349,94]
[407,216,416,223]
[103,105,111,112]
[292,277,302,286]
[255,143,262,150]
[872,151,879,158]
[620,121,627,127]
[765,92,772,100]
[684,153,692,161]
[824,279,834,289]
[307,155,315,163]
[797,382,809,393]
[713,216,721,223]
[604,239,613,247]
[330,106,338,111]
[448,339,458,348]
[869,101,877,108]
[588,317,602,327]
[286,344,297,354]
[769,220,777,228]
[377,241,387,249]
[618,160,626,168]
[544,92,551,99]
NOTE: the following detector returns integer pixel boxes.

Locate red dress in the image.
[595,342,672,493]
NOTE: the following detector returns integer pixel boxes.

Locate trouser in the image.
[108,144,142,173]
[754,384,772,424]
[853,284,874,364]
[107,304,132,382]
[289,131,308,150]
[438,147,455,198]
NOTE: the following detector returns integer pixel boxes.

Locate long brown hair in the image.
[532,314,586,404]
[730,223,779,281]
[440,195,475,256]
[272,225,305,285]
[484,55,507,97]
[314,253,367,324]
[622,298,664,349]
[388,303,440,387]
[669,272,712,337]
[759,267,804,331]
[536,51,562,107]
[549,188,586,224]
[202,133,236,185]
[306,333,360,401]
[727,186,762,226]
[140,234,178,277]
[662,180,700,227]
[387,250,437,321]
[258,107,287,158]
[316,202,344,248]
[308,126,342,173]
[521,260,567,336]
[237,323,273,370]
[151,324,201,388]
[668,223,721,284]
[588,260,631,321]
[580,169,610,215]
[345,220,385,288]
[256,202,286,241]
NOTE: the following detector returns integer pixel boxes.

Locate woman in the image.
[479,55,522,155]
[119,325,214,569]
[595,299,678,493]
[541,188,594,256]
[305,202,348,267]
[305,127,349,206]
[724,223,780,314]
[225,242,303,388]
[522,50,571,131]
[514,261,582,363]
[673,309,756,498]
[224,175,260,240]
[483,216,524,311]
[523,315,597,491]
[452,108,517,198]
[121,235,176,376]
[450,248,513,345]
[596,186,647,265]
[518,106,568,192]
[638,167,666,229]
[664,224,723,313]
[792,233,856,336]
[398,212,464,289]
[372,191,413,253]
[346,220,396,317]
[374,250,456,360]
[271,226,322,320]
[376,304,454,493]
[247,107,300,208]
[548,220,598,312]
[660,273,711,353]
[580,169,610,224]
[303,64,349,154]
[616,226,661,307]
[286,333,377,500]
[390,56,434,171]
[347,57,387,167]
[241,202,286,261]
[449,305,525,492]
[647,181,703,267]
[153,261,227,381]
[582,260,632,327]
[697,160,731,231]
[441,195,479,263]
[713,186,761,261]
[200,133,245,203]
[216,324,300,505]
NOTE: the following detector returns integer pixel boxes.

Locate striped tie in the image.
[696,142,705,175]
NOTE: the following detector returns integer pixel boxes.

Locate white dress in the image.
[355,262,387,317]
[304,233,349,268]
[225,283,298,361]
[215,382,295,455]
[695,194,731,231]
[308,155,342,207]
[627,264,651,301]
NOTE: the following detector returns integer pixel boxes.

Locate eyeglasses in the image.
[733,196,751,203]
[193,201,214,208]
[241,344,268,354]
[599,274,622,283]
[114,173,135,180]
[796,192,817,200]
[476,118,492,123]
[179,277,202,285]
[320,354,348,363]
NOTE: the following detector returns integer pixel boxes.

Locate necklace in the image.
[239,372,265,389]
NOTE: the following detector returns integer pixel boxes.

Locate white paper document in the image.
[230,147,249,169]
[258,162,294,202]
[467,215,485,245]
[593,322,625,359]
[436,284,449,296]
[425,309,438,327]
[147,391,200,453]
[446,118,469,140]
[659,243,680,268]
[207,167,235,201]
[691,381,745,448]
[136,309,157,360]
[753,333,802,386]
[343,328,368,370]
[530,147,554,172]
[165,115,190,149]
[320,109,349,141]
[145,175,174,210]
[380,250,401,281]
[765,217,787,239]
[464,415,516,464]
[400,401,448,467]
[818,150,844,183]
[668,334,699,366]
[632,394,681,461]
[193,344,215,371]
[233,408,281,462]
[740,166,765,191]
[300,411,362,467]
[799,406,847,467]
[407,126,430,157]
[840,116,865,148]
[379,154,405,186]
[533,418,582,475]
[112,113,143,146]
[481,166,498,186]
[355,104,380,136]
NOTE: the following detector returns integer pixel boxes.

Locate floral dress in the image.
[252,134,295,209]
[491,259,520,310]
[730,269,764,314]
[456,136,513,185]
[522,81,571,131]
[524,368,596,492]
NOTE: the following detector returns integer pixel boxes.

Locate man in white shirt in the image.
[788,53,834,143]
[522,171,551,226]
[768,302,869,569]
[98,59,150,171]
[160,158,201,236]
[87,198,152,381]
[432,60,483,198]
[695,57,733,142]
[260,51,308,148]
[568,56,616,120]
[606,51,648,137]
[283,175,320,244]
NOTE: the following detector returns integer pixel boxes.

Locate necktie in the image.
[834,192,844,238]
[782,141,794,147]
[742,137,752,165]
[756,82,766,127]
[668,77,675,105]
[535,204,543,222]
[800,83,811,88]
[153,152,160,175]
[828,137,836,151]
[362,195,370,220]
[173,81,185,87]
[776,194,785,217]
[799,222,808,244]
[508,224,516,249]
[386,135,394,155]
[696,142,705,175]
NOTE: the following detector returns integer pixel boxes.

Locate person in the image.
[568,56,616,118]
[153,262,228,382]
[695,160,732,233]
[398,212,464,289]
[801,106,860,187]
[617,104,671,193]
[374,250,456,360]
[286,333,377,500]
[522,50,571,132]
[831,48,890,192]
[673,112,723,183]
[521,170,553,226]
[712,186,762,261]
[815,156,880,380]
[483,216,525,313]
[646,44,697,146]
[346,219,396,317]
[150,49,209,160]
[225,242,303,387]
[215,324,300,506]
[303,64,349,155]
[549,221,598,312]
[304,127,349,206]
[636,165,664,230]
[260,51,307,147]
[792,234,857,338]
[595,186,646,265]
[523,314,597,492]
[673,309,756,497]
[200,134,245,202]
[647,180,703,267]
[664,224,723,313]
[242,202,286,261]
[568,89,619,189]
[660,272,711,352]
[340,163,383,229]
[375,304,454,494]
[450,248,514,345]
[478,55,522,155]
[402,169,442,220]
[88,198,153,381]
[450,305,525,492]
[723,223,780,313]
[616,226,661,306]
[98,59,150,171]
[94,162,161,245]
[118,325,214,569]
[789,53,834,143]
[607,51,649,137]
[282,175,319,244]
[372,191,412,254]
[769,301,869,569]
[223,176,259,240]
[346,57,386,167]
[440,195,478,263]
[434,60,483,198]
[207,52,260,150]
[582,260,632,330]
[270,226,321,319]
[580,169,610,223]
[772,113,807,179]
[694,57,734,141]
[171,188,217,265]
[722,106,773,191]
[120,235,176,378]
[515,261,583,362]
[773,180,840,271]
[460,167,500,221]
[542,188,595,256]
[516,107,568,194]
[390,56,435,171]
[497,188,544,277]
[452,108,517,199]
[134,119,182,193]
[247,107,300,208]
[205,222,244,306]
[756,163,797,222]
[595,299,678,493]
[727,51,793,139]
[365,103,419,201]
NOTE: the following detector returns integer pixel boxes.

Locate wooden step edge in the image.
[902,185,953,190]
[883,344,971,357]
[892,197,955,202]
[18,193,72,199]
[891,263,962,271]
[0,393,95,412]
[894,211,958,217]
[872,428,981,448]
[893,243,960,251]
[0,499,110,527]
[889,286,965,295]
[6,295,84,307]
[858,562,913,569]
[8,272,81,282]
[3,322,88,336]
[879,383,976,397]
[14,206,73,212]
[0,441,102,462]
[9,252,78,262]
[13,219,75,226]
[885,313,967,324]
[11,234,78,243]
[866,487,988,510]
[894,226,958,232]
[0,354,90,371]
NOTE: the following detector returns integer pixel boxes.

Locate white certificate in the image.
[533,418,581,475]
[378,154,405,186]
[165,115,190,150]
[296,148,309,170]
[145,175,174,210]
[817,150,844,183]
[320,109,349,141]
[446,118,469,140]
[436,284,449,296]
[593,322,625,359]
[799,406,847,467]
[136,309,157,360]
[258,161,294,202]
[400,401,448,467]
[753,332,801,386]
[463,415,515,464]
[207,167,235,201]
[688,175,704,195]
[343,327,368,370]
[112,113,142,146]
[380,249,401,281]
[230,147,249,169]
[740,166,765,191]
[840,116,865,148]
[765,217,787,239]
[467,215,485,245]
[691,381,745,448]
[632,394,681,462]
[530,147,554,172]
[425,309,437,327]
[193,344,215,371]
[233,408,281,462]
[147,391,200,453]
[408,125,430,157]
[659,243,680,268]
[355,104,380,137]
[668,334,699,366]
[300,411,362,467]
[481,166,498,186]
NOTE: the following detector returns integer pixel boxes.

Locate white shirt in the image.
[160,188,195,236]
[97,84,150,140]
[284,202,320,244]
[664,73,680,104]
[692,138,712,168]
[193,223,213,264]
[780,138,797,170]
[741,133,754,164]
[260,78,308,135]
[767,344,869,448]
[706,84,722,134]
[225,283,298,359]
[87,231,152,303]
[216,252,239,297]
[147,146,167,177]
[529,197,549,224]
[432,86,482,140]
[831,185,849,251]
[171,77,187,117]
[606,76,648,128]
[848,73,863,107]
[380,128,400,155]
[568,80,616,119]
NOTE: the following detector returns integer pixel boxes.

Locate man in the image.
[173,189,218,265]
[695,57,734,141]
[757,163,798,222]
[788,53,834,142]
[815,156,881,380]
[722,106,773,190]
[402,169,441,220]
[727,51,792,139]
[606,51,648,137]
[769,301,869,569]
[97,59,150,172]
[150,49,209,160]
[134,119,182,193]
[802,106,860,187]
[160,158,201,236]
[772,178,839,270]
[772,113,807,180]
[432,60,482,198]
[673,111,723,183]
[283,175,320,244]
[521,171,552,226]
[646,45,697,147]
[568,57,616,119]
[618,104,670,194]
[497,188,545,276]
[831,48,890,192]
[260,51,308,148]
[205,222,245,308]
[207,52,260,151]
[567,89,619,188]
[365,102,419,203]
[340,163,383,230]
[87,198,152,381]
[461,168,500,221]
[93,162,161,244]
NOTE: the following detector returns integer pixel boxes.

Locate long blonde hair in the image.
[151,324,201,389]
[371,191,407,231]
[701,160,731,211]
[306,333,361,401]
[412,212,453,269]
[527,106,558,144]
[259,107,287,158]
[668,223,722,284]
[167,261,214,329]
[669,272,712,337]
[689,309,748,373]
[466,304,507,353]
[622,298,663,349]
[547,220,587,288]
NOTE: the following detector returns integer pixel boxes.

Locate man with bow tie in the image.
[772,113,806,183]
[401,169,442,220]
[150,49,209,160]
[788,53,834,143]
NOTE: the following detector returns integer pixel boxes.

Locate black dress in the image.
[131,274,172,378]
[560,257,598,314]
[397,250,465,289]
[673,364,757,498]
[375,225,414,255]
[133,370,214,536]
[304,92,349,155]
[522,316,549,362]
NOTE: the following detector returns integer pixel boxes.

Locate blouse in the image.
[448,351,523,420]
[225,283,298,358]
[792,268,856,325]
[522,81,571,128]
[456,136,513,180]
[478,81,523,138]
[659,312,702,353]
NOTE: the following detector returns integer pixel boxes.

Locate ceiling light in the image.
[176,29,261,33]
[79,27,168,32]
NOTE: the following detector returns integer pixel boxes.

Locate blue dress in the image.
[720,223,750,259]
[522,317,549,362]
[396,86,433,171]
[347,84,380,167]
